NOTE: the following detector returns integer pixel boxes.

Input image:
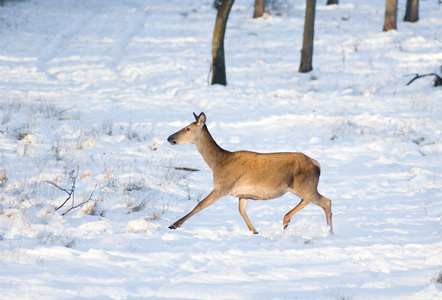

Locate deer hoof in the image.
[283,224,289,230]
[168,225,177,230]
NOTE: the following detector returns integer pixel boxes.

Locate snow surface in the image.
[0,0,441,299]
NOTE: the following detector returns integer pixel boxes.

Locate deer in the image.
[167,112,333,235]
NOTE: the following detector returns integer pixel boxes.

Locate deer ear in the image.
[197,112,206,126]
[193,112,199,121]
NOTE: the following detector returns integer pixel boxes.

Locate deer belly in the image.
[230,186,288,200]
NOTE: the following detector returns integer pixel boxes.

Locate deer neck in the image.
[195,125,230,170]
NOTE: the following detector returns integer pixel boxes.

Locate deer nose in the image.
[167,135,176,145]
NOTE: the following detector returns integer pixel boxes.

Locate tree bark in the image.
[327,0,338,5]
[404,0,419,22]
[211,0,235,86]
[383,0,398,31]
[299,0,316,73]
[253,0,265,18]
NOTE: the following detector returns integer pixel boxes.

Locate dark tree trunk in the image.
[253,0,265,18]
[299,0,316,73]
[327,0,338,5]
[404,0,419,22]
[211,0,235,86]
[383,0,398,31]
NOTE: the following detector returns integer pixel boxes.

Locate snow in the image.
[0,0,441,299]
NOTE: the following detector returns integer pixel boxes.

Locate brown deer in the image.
[167,112,333,235]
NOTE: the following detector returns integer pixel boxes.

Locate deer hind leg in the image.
[283,199,309,230]
[239,198,258,234]
[309,194,333,235]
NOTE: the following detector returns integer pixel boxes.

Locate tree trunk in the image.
[404,0,419,22]
[383,0,398,31]
[327,0,338,5]
[299,0,316,73]
[211,0,235,86]
[253,0,265,18]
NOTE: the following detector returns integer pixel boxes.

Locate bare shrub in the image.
[44,168,97,216]
[433,270,442,284]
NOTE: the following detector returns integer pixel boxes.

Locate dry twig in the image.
[406,73,442,87]
[44,168,97,215]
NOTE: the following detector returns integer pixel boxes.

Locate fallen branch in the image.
[57,105,77,117]
[173,166,200,172]
[406,73,442,87]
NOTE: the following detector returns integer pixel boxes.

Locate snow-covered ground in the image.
[0,0,441,299]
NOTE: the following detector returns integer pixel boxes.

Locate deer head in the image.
[167,112,206,145]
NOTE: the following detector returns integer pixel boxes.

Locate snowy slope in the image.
[0,0,441,299]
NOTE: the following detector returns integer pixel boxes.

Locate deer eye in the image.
[186,127,190,131]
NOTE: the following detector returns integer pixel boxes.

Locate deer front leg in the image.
[239,198,258,234]
[169,190,223,230]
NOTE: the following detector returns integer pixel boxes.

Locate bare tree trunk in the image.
[253,0,265,18]
[404,0,419,22]
[383,0,398,31]
[299,0,316,73]
[211,0,235,86]
[327,0,338,5]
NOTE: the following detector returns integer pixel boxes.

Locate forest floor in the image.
[0,0,441,299]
